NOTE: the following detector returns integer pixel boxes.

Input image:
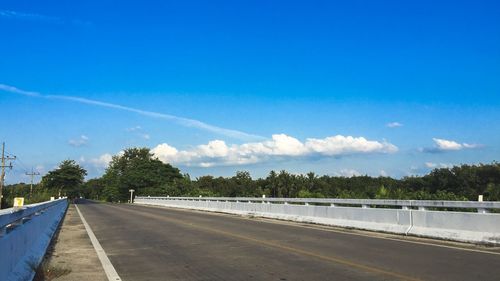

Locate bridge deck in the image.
[76,200,500,281]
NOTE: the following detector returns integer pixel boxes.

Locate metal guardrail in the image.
[136,196,500,212]
[0,198,67,234]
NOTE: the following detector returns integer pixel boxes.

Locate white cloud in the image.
[126,126,142,132]
[386,122,403,128]
[152,134,398,167]
[336,169,361,177]
[0,84,263,141]
[0,10,92,26]
[463,143,480,149]
[35,165,45,174]
[425,162,437,168]
[89,153,113,169]
[0,9,62,23]
[425,162,453,169]
[69,135,89,147]
[433,138,462,150]
[306,135,398,155]
[125,126,151,140]
[427,138,482,152]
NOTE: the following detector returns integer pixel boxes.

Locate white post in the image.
[129,189,135,204]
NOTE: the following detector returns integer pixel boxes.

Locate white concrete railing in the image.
[135,196,500,245]
[0,198,68,281]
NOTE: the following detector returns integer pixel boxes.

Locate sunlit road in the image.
[76,200,500,281]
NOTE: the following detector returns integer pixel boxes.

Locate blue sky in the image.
[1,0,499,183]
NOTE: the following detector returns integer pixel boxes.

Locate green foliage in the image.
[40,160,87,199]
[81,178,106,201]
[2,183,51,207]
[100,147,183,201]
[375,185,389,199]
[3,159,86,207]
[163,162,500,201]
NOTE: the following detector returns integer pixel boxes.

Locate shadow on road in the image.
[73,199,99,205]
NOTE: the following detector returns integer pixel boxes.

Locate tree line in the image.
[3,147,500,207]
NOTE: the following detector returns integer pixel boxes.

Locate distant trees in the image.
[100,148,183,202]
[169,162,499,201]
[40,160,87,198]
[4,148,499,206]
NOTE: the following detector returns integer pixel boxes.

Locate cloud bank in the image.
[151,134,398,167]
[0,83,263,141]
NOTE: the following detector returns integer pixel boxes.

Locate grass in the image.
[32,261,71,281]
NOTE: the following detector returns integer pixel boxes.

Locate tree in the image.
[101,148,183,201]
[82,178,105,200]
[41,160,87,198]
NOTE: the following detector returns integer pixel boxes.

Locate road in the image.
[76,200,500,281]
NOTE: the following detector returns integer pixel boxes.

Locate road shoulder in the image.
[35,204,108,281]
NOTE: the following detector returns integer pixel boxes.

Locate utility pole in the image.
[26,167,40,200]
[0,142,16,209]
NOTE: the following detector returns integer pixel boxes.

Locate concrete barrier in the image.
[135,197,500,245]
[0,198,68,281]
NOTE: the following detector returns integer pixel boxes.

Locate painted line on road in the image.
[138,203,500,256]
[114,204,421,281]
[249,216,500,256]
[75,204,122,281]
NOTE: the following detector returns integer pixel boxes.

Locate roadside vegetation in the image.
[3,147,500,207]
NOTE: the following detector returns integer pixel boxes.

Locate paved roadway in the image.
[76,200,500,281]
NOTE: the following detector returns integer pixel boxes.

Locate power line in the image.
[1,142,16,209]
[26,167,41,199]
[6,151,30,173]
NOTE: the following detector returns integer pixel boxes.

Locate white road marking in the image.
[75,204,122,281]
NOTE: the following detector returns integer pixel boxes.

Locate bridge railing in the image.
[137,196,500,213]
[135,196,500,245]
[0,198,68,281]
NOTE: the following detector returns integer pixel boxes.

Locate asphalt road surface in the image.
[75,200,500,281]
